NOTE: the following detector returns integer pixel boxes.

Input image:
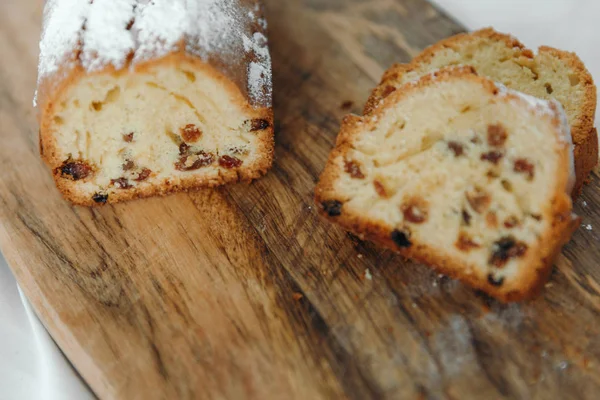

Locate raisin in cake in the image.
[316,67,579,302]
[36,0,273,206]
[365,28,597,197]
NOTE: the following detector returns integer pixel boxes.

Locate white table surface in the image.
[1,0,599,398]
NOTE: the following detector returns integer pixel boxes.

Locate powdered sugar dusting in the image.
[497,82,576,193]
[186,0,237,57]
[432,316,475,376]
[81,0,136,72]
[36,0,88,105]
[552,99,576,194]
[37,0,272,108]
[496,82,556,118]
[133,0,190,64]
[245,31,272,104]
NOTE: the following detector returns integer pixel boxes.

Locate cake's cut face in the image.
[365,28,597,196]
[43,55,272,205]
[316,67,578,302]
[36,0,273,205]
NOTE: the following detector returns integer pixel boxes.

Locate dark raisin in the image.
[466,188,491,213]
[135,168,152,182]
[249,119,271,131]
[59,160,93,181]
[322,200,343,217]
[487,274,505,287]
[111,177,132,189]
[123,160,135,171]
[219,155,243,169]
[447,141,464,157]
[391,229,412,248]
[179,142,190,156]
[481,151,504,164]
[175,151,215,171]
[462,209,472,226]
[181,124,202,143]
[487,124,508,146]
[456,232,480,251]
[126,18,135,30]
[382,85,397,98]
[373,180,388,198]
[344,160,365,179]
[123,132,134,143]
[402,203,428,224]
[92,193,108,204]
[340,100,354,110]
[514,158,535,180]
[489,236,528,268]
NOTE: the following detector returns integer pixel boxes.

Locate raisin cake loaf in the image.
[316,67,579,302]
[36,0,273,206]
[365,28,597,197]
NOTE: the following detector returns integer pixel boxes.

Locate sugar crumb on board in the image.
[431,316,476,376]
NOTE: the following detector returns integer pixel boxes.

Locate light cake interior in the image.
[328,77,571,287]
[45,57,271,204]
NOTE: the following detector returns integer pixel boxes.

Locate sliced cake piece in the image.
[36,0,273,206]
[316,67,579,302]
[364,28,597,197]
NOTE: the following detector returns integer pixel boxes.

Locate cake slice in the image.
[364,28,597,197]
[36,0,273,206]
[316,67,579,302]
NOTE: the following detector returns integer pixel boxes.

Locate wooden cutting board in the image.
[1,0,600,398]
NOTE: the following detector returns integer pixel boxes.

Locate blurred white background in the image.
[1,0,598,398]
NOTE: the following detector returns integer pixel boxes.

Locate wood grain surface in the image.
[1,0,600,399]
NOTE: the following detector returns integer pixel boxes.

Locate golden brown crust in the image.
[572,128,599,197]
[364,29,597,198]
[316,67,577,302]
[40,52,274,207]
[537,46,597,144]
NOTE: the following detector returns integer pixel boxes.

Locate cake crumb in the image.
[364,268,372,280]
[357,254,363,259]
[292,292,304,301]
[557,361,569,371]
